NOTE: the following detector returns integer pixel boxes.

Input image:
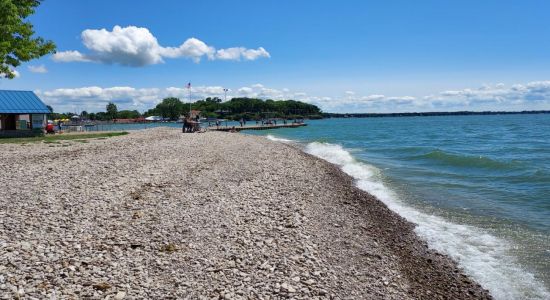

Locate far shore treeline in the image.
[48,97,323,121]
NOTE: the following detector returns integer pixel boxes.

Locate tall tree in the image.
[106,102,118,120]
[117,110,140,119]
[0,0,56,79]
[156,97,184,120]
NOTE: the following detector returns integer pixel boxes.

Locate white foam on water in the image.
[305,141,550,300]
[266,134,294,143]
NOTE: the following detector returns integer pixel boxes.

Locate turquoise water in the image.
[244,115,550,300]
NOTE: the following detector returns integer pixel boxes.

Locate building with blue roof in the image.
[0,90,51,137]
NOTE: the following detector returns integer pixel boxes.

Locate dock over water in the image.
[208,123,307,132]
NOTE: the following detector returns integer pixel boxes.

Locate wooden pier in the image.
[208,123,307,132]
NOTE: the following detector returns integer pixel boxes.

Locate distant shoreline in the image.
[324,110,550,118]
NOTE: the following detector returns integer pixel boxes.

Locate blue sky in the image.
[2,0,550,113]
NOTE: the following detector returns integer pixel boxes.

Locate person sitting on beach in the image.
[45,123,55,134]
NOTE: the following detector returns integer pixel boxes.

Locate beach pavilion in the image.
[0,90,51,138]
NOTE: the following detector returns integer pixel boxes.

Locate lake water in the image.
[245,115,550,300]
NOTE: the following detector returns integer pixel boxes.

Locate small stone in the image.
[281,283,296,293]
[114,291,126,299]
[16,288,25,297]
[20,242,31,251]
[304,279,315,286]
[93,282,111,291]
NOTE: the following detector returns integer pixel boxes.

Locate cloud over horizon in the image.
[52,25,270,66]
[37,81,550,113]
[308,81,550,113]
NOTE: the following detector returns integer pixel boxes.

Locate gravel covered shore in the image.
[0,128,491,299]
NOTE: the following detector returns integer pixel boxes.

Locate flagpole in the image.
[187,82,191,117]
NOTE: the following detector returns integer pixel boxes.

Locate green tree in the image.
[156,97,184,120]
[0,0,56,79]
[106,102,118,120]
[95,112,109,121]
[117,110,140,119]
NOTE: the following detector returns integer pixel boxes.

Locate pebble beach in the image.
[0,128,491,299]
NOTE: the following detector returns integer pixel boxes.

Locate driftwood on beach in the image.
[0,128,491,299]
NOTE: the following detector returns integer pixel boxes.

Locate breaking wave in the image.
[304,141,550,300]
[266,134,294,143]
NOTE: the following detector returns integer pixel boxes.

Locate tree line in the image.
[48,102,140,121]
[146,97,323,120]
[49,98,323,121]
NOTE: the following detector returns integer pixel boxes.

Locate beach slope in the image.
[0,128,490,299]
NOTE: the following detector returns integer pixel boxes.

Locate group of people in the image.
[182,116,200,133]
[45,120,64,134]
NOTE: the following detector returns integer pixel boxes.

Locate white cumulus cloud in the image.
[160,38,215,63]
[27,65,48,73]
[35,81,550,114]
[38,86,161,112]
[52,25,270,66]
[52,50,92,63]
[37,84,304,113]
